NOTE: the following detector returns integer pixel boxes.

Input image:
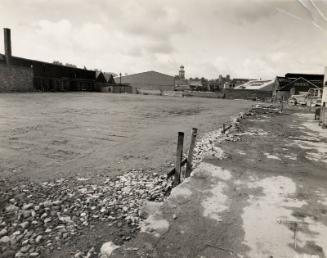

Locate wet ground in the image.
[0,93,252,182]
[110,107,327,258]
[0,93,252,257]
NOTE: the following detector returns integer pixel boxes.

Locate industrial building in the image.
[115,71,175,93]
[320,67,327,127]
[273,73,324,100]
[0,28,117,92]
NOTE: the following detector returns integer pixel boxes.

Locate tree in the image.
[65,63,77,68]
[53,60,63,65]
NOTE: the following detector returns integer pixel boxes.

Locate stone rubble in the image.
[0,170,171,257]
[192,113,244,168]
[0,104,280,258]
[191,104,280,168]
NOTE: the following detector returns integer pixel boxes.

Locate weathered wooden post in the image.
[185,128,198,178]
[222,123,226,134]
[174,132,184,186]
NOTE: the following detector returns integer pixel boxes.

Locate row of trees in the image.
[52,60,78,68]
[188,75,232,92]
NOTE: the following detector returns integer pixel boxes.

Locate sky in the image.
[1,0,327,79]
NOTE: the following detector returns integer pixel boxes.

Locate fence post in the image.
[185,128,198,178]
[174,132,184,186]
[222,123,226,134]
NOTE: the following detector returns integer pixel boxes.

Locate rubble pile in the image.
[236,127,269,136]
[251,104,281,114]
[191,107,273,167]
[192,113,245,167]
[0,170,171,257]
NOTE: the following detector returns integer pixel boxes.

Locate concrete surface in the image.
[0,93,252,181]
[110,108,327,258]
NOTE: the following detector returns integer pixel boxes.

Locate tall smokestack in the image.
[4,28,12,65]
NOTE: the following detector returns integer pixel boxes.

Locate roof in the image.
[114,71,175,79]
[114,70,174,80]
[285,73,323,81]
[234,79,274,91]
[231,78,255,83]
[189,80,203,87]
[276,74,324,91]
[0,52,96,76]
[278,77,320,91]
[103,72,116,82]
[95,72,107,83]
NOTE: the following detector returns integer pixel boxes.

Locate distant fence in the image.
[180,90,272,100]
[183,91,224,98]
[95,83,132,93]
[131,88,273,101]
[223,89,272,100]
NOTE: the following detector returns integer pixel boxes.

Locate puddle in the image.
[264,152,281,160]
[305,152,327,164]
[170,184,192,199]
[295,113,327,138]
[316,190,327,206]
[238,150,247,155]
[284,153,297,161]
[296,217,327,256]
[291,140,327,164]
[201,182,228,223]
[100,241,120,258]
[140,202,170,237]
[193,162,232,181]
[192,163,231,223]
[242,176,309,258]
[237,127,269,136]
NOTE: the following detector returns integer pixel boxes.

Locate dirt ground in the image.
[111,106,327,258]
[0,93,252,182]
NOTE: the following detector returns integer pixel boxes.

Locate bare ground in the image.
[111,107,327,258]
[0,93,252,182]
[0,93,253,257]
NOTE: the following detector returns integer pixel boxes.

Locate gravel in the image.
[0,170,171,257]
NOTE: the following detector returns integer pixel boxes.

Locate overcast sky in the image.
[1,0,327,79]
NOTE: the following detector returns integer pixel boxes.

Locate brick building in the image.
[0,28,98,92]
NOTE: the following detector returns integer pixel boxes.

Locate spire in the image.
[179,65,185,79]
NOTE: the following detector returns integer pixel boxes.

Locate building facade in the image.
[0,28,99,92]
[273,73,324,100]
[115,71,175,93]
[175,65,190,90]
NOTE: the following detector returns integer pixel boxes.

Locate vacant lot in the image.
[0,93,252,181]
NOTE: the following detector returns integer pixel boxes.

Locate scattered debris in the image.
[0,170,171,257]
[264,153,281,160]
[100,241,120,258]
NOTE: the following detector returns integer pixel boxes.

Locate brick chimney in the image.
[4,28,12,65]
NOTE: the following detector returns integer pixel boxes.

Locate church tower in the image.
[179,65,185,79]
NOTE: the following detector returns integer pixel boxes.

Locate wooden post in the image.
[174,132,184,186]
[185,128,198,178]
[222,123,226,134]
[280,99,283,112]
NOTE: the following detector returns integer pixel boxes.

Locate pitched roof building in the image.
[114,71,175,92]
[273,73,324,99]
